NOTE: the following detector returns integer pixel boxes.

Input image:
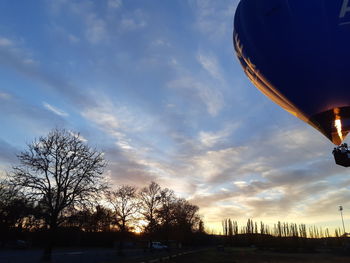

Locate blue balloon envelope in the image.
[234,0,350,145]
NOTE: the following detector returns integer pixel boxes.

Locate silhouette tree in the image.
[197,218,205,233]
[172,198,200,242]
[90,205,114,232]
[222,219,228,236]
[139,182,161,235]
[107,185,139,255]
[10,129,107,261]
[107,185,139,233]
[156,188,176,240]
[0,180,35,234]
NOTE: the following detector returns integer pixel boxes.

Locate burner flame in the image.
[335,119,343,141]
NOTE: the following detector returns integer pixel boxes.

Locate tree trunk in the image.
[41,219,57,262]
[118,226,126,256]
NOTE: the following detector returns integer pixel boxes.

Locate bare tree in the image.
[0,180,34,232]
[156,188,176,240]
[156,188,176,227]
[172,198,199,229]
[139,181,161,234]
[107,185,138,233]
[107,185,138,255]
[10,129,107,261]
[171,198,200,242]
[90,205,114,232]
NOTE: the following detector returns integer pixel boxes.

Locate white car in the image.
[151,242,168,250]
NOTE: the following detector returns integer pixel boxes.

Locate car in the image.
[151,242,168,250]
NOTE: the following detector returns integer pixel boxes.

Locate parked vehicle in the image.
[151,242,168,250]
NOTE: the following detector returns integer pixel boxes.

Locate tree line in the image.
[0,181,203,235]
[222,218,343,239]
[0,129,204,261]
[220,218,349,252]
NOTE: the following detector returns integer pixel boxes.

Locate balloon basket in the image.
[333,144,350,167]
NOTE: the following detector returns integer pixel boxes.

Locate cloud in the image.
[167,76,224,116]
[0,37,13,47]
[151,39,171,47]
[81,96,156,156]
[0,92,68,137]
[0,36,38,66]
[68,34,80,43]
[120,10,147,31]
[0,36,96,108]
[80,95,202,194]
[48,0,145,44]
[0,92,11,100]
[165,48,228,118]
[108,0,122,9]
[85,14,108,44]
[102,145,158,188]
[0,139,19,164]
[82,101,125,139]
[304,188,350,219]
[43,102,69,117]
[197,52,223,82]
[47,0,109,44]
[198,124,238,148]
[164,122,344,227]
[121,18,145,30]
[190,0,239,40]
[68,131,88,143]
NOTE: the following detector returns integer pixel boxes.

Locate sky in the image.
[0,0,350,234]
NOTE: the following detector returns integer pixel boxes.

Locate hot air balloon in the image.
[233,0,350,166]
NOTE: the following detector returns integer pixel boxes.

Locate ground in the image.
[1,247,350,263]
[154,247,350,263]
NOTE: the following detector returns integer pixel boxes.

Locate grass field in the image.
[134,247,350,263]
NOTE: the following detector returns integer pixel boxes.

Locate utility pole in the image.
[339,205,346,235]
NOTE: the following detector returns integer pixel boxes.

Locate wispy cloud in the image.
[190,0,238,40]
[68,34,80,43]
[198,124,238,148]
[43,102,69,117]
[151,38,171,47]
[0,36,38,66]
[68,131,88,143]
[0,35,96,108]
[167,76,224,116]
[85,14,108,44]
[118,116,329,229]
[0,92,11,100]
[81,96,154,152]
[0,37,13,47]
[120,9,147,31]
[48,0,109,44]
[108,0,122,9]
[197,52,223,82]
[0,139,18,164]
[0,92,68,137]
